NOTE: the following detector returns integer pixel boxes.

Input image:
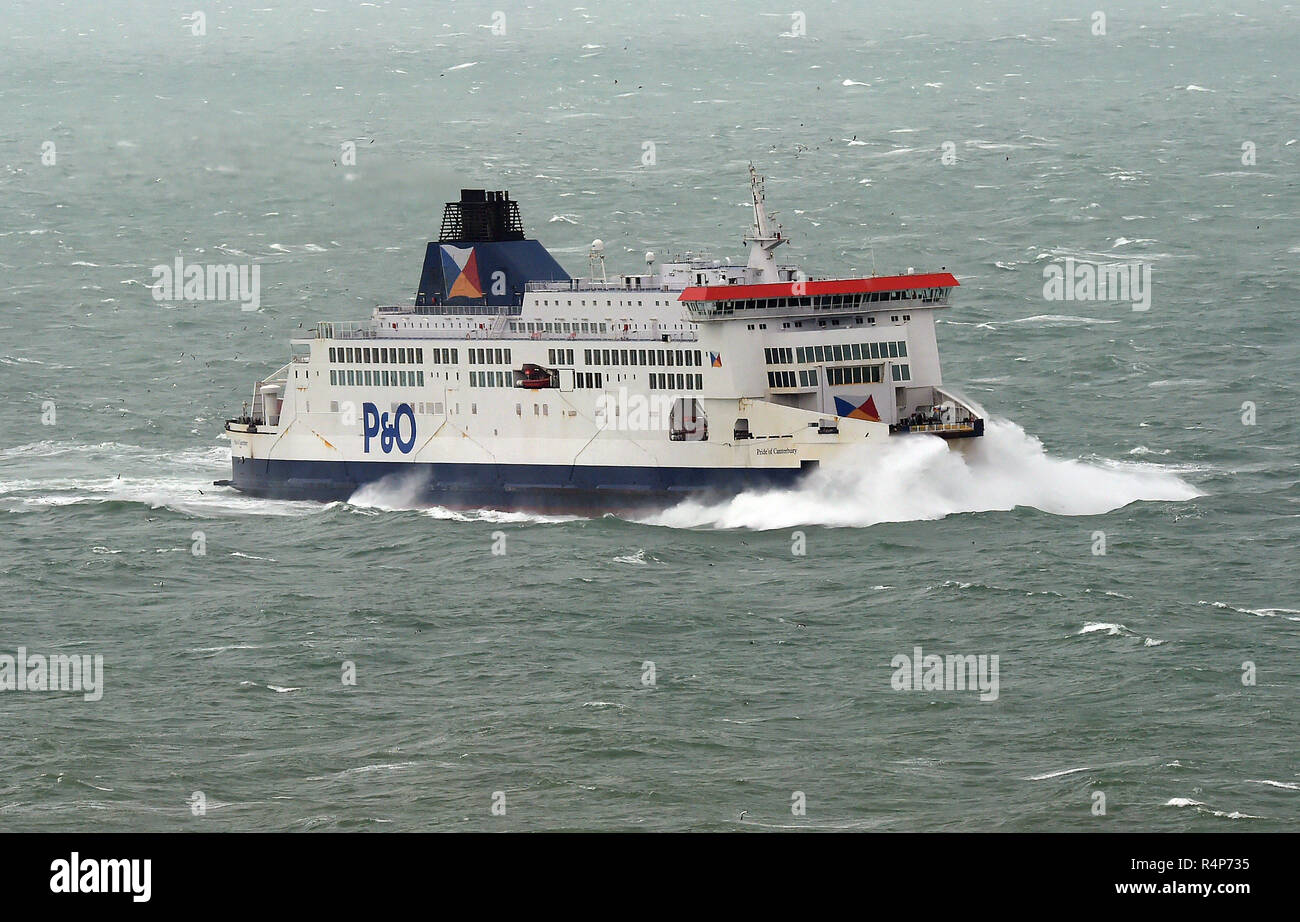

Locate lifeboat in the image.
[517,363,554,389]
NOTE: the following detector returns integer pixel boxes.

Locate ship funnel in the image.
[416,188,570,308]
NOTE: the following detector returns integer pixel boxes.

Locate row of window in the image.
[582,348,702,368]
[328,399,444,416]
[798,340,907,364]
[710,289,947,313]
[548,349,575,366]
[767,365,910,388]
[531,299,672,308]
[330,369,426,387]
[649,373,704,391]
[468,347,513,365]
[329,346,425,364]
[827,365,886,386]
[469,371,512,388]
[510,320,611,333]
[575,373,605,389]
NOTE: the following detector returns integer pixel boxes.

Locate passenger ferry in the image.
[220,168,984,513]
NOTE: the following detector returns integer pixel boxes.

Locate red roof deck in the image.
[678,272,958,302]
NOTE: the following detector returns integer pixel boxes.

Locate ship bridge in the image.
[677,273,958,320]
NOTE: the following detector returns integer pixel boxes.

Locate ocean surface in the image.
[1,0,1297,831]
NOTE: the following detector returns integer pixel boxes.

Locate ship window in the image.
[516,403,522,416]
[329,348,336,362]
[471,403,477,415]
[814,346,825,362]
[870,342,880,359]
[543,405,549,417]
[851,343,861,360]
[346,371,354,385]
[808,369,817,386]
[418,371,424,386]
[898,341,907,357]
[902,365,911,381]
[534,404,539,416]
[889,342,899,358]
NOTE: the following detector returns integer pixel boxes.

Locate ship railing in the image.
[525,279,680,292]
[317,320,377,340]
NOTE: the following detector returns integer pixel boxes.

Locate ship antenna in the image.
[744,163,786,283]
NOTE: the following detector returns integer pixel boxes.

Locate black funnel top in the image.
[438,189,525,243]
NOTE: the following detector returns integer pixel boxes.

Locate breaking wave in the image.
[647,419,1202,530]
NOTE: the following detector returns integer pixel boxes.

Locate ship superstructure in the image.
[222,168,983,512]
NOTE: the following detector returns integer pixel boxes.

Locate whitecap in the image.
[643,419,1199,530]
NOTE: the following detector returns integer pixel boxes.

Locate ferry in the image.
[220,168,984,513]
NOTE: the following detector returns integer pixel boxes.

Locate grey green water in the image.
[1,0,1297,830]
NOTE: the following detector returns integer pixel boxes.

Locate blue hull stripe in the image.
[230,457,806,513]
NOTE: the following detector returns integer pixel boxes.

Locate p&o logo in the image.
[362,402,416,454]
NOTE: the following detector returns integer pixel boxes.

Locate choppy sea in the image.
[1,0,1297,830]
